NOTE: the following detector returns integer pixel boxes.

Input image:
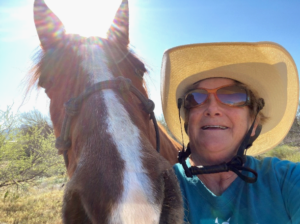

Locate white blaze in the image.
[79,45,161,224]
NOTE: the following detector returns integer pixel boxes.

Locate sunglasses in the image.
[183,85,251,109]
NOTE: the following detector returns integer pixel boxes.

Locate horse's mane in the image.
[25,48,44,92]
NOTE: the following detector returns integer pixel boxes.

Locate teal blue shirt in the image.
[174,156,300,224]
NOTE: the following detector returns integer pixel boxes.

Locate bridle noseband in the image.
[55,76,160,168]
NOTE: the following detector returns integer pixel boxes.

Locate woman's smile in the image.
[201,125,228,130]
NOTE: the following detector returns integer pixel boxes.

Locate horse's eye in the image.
[39,76,55,93]
[135,68,145,79]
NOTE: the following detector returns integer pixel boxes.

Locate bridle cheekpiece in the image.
[55,76,160,168]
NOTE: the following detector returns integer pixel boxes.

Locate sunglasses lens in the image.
[217,86,248,106]
[184,85,248,109]
[184,89,208,109]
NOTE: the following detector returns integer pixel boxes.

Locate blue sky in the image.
[1,0,300,117]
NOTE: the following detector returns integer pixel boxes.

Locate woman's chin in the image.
[196,143,237,160]
[200,139,234,151]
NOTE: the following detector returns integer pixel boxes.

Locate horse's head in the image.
[32,0,155,175]
[31,1,183,223]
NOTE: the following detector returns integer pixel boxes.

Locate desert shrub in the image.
[265,145,295,160]
[256,145,300,162]
[0,107,65,189]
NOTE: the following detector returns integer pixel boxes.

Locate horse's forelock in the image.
[26,36,148,94]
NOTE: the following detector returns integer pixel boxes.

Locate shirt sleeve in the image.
[274,159,300,223]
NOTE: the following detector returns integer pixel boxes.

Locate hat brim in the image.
[161,42,299,155]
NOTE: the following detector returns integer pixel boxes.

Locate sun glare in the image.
[45,0,122,38]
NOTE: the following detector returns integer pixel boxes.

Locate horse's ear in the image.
[107,0,129,48]
[34,0,65,50]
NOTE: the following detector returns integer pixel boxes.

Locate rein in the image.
[55,76,160,168]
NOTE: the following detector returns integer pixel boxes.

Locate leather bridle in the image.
[55,76,160,168]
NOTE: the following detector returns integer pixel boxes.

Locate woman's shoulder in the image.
[173,160,200,187]
[247,155,300,183]
[173,162,188,181]
[247,155,299,169]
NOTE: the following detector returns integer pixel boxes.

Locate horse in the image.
[29,0,183,223]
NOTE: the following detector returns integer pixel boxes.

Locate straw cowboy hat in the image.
[161,42,299,155]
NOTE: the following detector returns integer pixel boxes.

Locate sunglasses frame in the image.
[183,84,251,109]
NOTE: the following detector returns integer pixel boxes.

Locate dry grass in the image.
[0,176,66,224]
[0,145,298,224]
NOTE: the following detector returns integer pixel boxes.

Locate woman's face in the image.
[187,78,257,163]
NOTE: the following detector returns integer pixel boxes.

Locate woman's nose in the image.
[204,94,222,117]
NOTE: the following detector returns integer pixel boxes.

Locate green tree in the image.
[20,110,53,157]
[0,108,65,188]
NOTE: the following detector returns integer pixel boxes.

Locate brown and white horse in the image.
[30,0,183,223]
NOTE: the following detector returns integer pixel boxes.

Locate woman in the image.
[161,42,300,223]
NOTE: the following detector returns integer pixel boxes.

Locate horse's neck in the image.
[156,123,181,165]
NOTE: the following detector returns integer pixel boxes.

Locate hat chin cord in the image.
[177,98,264,184]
